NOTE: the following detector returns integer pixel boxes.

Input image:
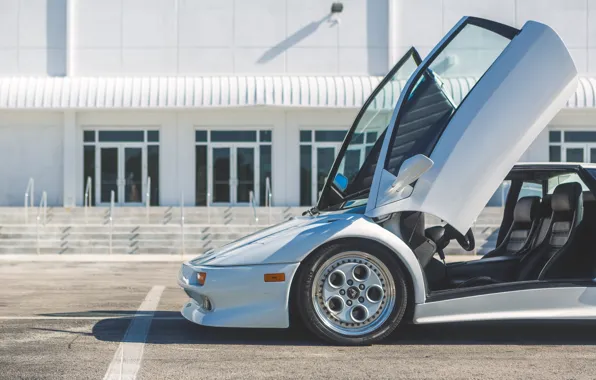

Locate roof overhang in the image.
[0,75,594,110]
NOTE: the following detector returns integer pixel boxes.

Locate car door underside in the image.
[393,166,596,300]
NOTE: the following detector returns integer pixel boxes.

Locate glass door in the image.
[211,147,231,203]
[235,146,256,204]
[99,147,119,204]
[96,144,146,206]
[313,144,341,203]
[590,147,596,163]
[562,144,586,163]
[210,145,258,205]
[123,147,143,204]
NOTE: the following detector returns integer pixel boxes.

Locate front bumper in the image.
[178,261,301,328]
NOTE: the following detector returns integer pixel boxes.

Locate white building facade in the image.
[1,0,596,207]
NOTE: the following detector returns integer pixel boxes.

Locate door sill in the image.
[427,280,596,302]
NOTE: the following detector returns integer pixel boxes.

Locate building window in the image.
[195,129,272,206]
[548,129,596,163]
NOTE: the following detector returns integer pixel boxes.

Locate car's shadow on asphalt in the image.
[37,310,596,346]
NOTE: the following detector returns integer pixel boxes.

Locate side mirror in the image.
[333,173,348,191]
[390,154,433,193]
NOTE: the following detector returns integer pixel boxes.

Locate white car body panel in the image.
[415,287,596,324]
[179,213,427,328]
[179,262,300,328]
[366,20,578,234]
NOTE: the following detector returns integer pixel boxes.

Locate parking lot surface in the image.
[1,261,596,380]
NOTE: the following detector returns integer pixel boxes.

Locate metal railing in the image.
[35,191,47,255]
[180,191,185,256]
[109,190,115,255]
[24,178,34,223]
[265,177,272,224]
[146,176,151,223]
[249,191,258,225]
[84,176,92,224]
[206,192,211,224]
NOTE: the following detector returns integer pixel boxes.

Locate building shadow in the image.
[36,311,596,347]
[257,15,332,64]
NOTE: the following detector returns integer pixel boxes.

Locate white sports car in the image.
[178,17,585,345]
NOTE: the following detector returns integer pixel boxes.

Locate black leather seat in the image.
[516,182,584,280]
[483,196,541,259]
[457,182,584,287]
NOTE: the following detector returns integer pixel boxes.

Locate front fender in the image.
[316,218,427,305]
[199,215,426,305]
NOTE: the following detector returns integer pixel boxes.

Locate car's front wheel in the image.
[296,242,409,345]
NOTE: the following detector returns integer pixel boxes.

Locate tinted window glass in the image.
[259,130,272,142]
[549,131,561,142]
[384,23,511,176]
[83,131,95,142]
[195,146,207,205]
[98,131,144,142]
[147,145,159,205]
[300,130,312,142]
[147,130,160,142]
[564,131,596,142]
[566,148,584,162]
[195,130,208,142]
[260,145,272,205]
[300,146,312,206]
[549,146,561,162]
[314,131,346,142]
[83,146,95,206]
[211,131,256,142]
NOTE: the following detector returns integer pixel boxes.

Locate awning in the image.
[0,76,592,110]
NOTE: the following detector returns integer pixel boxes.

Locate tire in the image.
[296,241,409,346]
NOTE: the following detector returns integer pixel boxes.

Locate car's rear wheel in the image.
[296,242,409,345]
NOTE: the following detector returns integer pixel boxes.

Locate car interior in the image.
[400,167,596,294]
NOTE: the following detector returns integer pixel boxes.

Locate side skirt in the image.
[414,283,596,324]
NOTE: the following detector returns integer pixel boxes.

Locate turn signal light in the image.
[197,272,207,286]
[264,273,285,282]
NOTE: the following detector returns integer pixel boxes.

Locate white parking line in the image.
[0,316,182,320]
[103,285,165,380]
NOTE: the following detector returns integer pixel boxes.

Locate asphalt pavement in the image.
[1,260,596,380]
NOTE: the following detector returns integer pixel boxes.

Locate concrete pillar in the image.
[282,113,300,206]
[63,111,76,207]
[387,0,402,67]
[177,116,195,206]
[158,113,178,206]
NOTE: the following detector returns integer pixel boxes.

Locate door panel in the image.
[213,148,231,203]
[124,147,143,203]
[100,147,118,203]
[367,17,578,234]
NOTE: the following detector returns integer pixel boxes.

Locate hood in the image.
[188,213,365,266]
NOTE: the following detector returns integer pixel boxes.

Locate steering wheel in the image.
[444,224,475,252]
